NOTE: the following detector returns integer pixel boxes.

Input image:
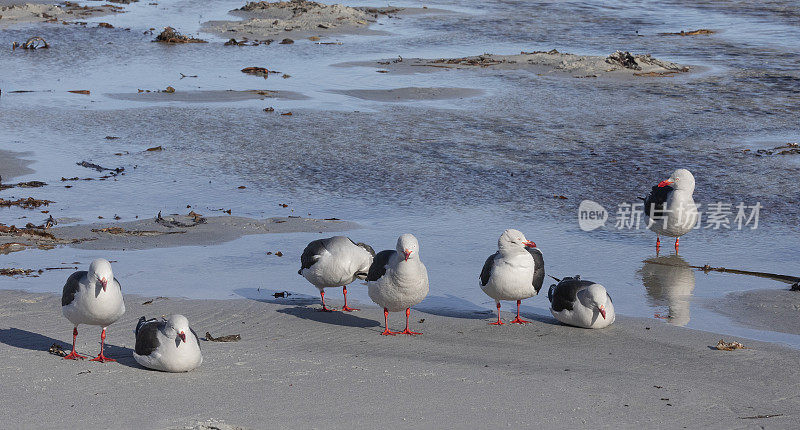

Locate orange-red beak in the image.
[178,332,186,343]
[657,180,674,188]
[599,305,607,319]
[101,278,108,292]
[403,249,411,261]
[523,240,536,248]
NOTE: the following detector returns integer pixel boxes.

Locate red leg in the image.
[380,308,397,335]
[509,300,532,324]
[317,290,333,312]
[63,326,86,360]
[340,286,359,312]
[656,236,661,255]
[674,237,680,253]
[90,328,116,363]
[398,308,422,335]
[489,302,504,325]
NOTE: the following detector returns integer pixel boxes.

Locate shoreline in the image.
[1,288,798,428]
[1,213,358,252]
[0,149,35,182]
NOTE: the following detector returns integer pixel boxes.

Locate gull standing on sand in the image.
[133,315,203,372]
[548,275,614,329]
[61,258,125,361]
[479,229,545,325]
[643,169,698,253]
[299,236,375,312]
[367,234,429,335]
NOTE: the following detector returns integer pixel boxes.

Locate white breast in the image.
[62,278,125,327]
[481,252,536,301]
[368,259,429,312]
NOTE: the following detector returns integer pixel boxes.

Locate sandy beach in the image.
[2,0,800,427]
[1,288,798,429]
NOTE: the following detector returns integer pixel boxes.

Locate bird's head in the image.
[498,229,535,251]
[396,233,419,262]
[88,258,113,292]
[166,314,191,344]
[658,169,695,192]
[584,284,610,319]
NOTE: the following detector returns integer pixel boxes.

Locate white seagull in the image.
[479,229,545,325]
[299,236,375,312]
[643,168,698,253]
[366,234,429,335]
[61,258,126,361]
[133,315,203,372]
[548,275,615,329]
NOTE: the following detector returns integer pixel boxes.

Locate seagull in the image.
[643,169,698,253]
[299,236,375,312]
[133,315,203,372]
[366,234,429,335]
[61,258,125,362]
[479,229,544,325]
[548,275,614,329]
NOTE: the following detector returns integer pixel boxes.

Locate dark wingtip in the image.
[298,269,302,275]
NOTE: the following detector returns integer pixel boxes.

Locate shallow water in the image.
[1,0,799,345]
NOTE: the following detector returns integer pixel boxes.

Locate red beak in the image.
[523,240,536,248]
[403,249,411,261]
[599,306,607,319]
[101,278,108,292]
[179,332,186,343]
[657,180,674,188]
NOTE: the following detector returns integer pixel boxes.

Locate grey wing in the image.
[527,248,545,293]
[644,185,672,219]
[479,253,497,287]
[347,237,376,257]
[62,271,87,306]
[356,242,375,257]
[135,319,162,356]
[299,238,330,274]
[366,250,396,282]
[135,316,155,335]
[190,327,201,349]
[550,277,593,312]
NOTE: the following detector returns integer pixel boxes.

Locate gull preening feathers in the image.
[643,168,698,253]
[299,236,375,312]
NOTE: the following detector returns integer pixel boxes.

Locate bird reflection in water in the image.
[639,254,696,326]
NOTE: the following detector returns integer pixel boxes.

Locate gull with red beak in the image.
[643,169,698,254]
[366,234,429,335]
[479,229,545,325]
[133,314,202,372]
[298,236,375,312]
[61,258,125,362]
[547,275,614,329]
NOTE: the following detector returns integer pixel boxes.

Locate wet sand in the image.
[0,149,34,182]
[0,288,797,429]
[708,288,800,336]
[331,87,483,102]
[106,89,309,103]
[0,213,358,252]
[0,1,122,26]
[338,50,691,78]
